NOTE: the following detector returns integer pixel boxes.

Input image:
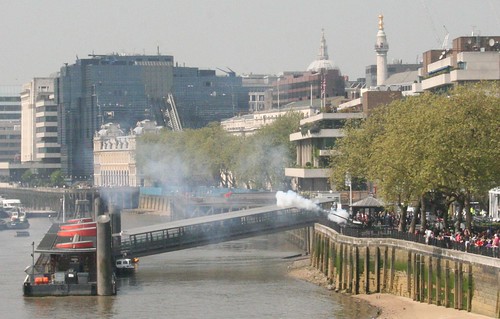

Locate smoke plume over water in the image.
[275,190,321,212]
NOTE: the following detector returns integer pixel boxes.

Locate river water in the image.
[1,214,376,319]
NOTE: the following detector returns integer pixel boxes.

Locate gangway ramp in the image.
[117,200,333,258]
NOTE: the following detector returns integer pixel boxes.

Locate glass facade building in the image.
[0,86,21,163]
[56,54,175,180]
[172,67,247,128]
[56,54,249,181]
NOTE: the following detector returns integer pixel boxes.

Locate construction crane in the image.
[420,0,442,47]
[439,26,450,59]
[216,67,236,77]
[441,25,450,50]
[162,94,183,131]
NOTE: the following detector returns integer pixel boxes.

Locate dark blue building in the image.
[172,67,247,128]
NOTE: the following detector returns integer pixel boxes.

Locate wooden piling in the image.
[364,247,370,294]
[444,260,450,308]
[352,246,358,294]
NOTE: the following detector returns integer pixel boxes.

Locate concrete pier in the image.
[96,214,114,296]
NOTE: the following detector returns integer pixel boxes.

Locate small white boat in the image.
[115,258,137,275]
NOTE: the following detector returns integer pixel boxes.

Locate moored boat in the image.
[66,217,93,224]
[57,227,97,237]
[6,218,30,230]
[55,241,94,249]
[60,222,97,230]
[114,258,136,275]
[23,217,115,297]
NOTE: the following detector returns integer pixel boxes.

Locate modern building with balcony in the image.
[286,89,402,192]
[285,111,365,192]
[420,35,500,92]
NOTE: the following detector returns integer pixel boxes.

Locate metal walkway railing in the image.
[115,207,321,258]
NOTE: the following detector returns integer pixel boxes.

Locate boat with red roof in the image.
[57,227,97,237]
[55,241,94,249]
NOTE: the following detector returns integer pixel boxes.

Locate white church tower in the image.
[375,15,389,86]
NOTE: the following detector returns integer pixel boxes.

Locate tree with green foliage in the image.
[137,123,238,189]
[330,82,500,232]
[21,170,35,187]
[232,112,302,190]
[422,82,500,230]
[136,112,302,191]
[50,170,65,187]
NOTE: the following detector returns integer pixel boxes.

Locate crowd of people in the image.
[349,209,500,257]
[423,226,500,250]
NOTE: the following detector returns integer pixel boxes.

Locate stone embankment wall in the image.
[138,195,173,215]
[310,224,500,318]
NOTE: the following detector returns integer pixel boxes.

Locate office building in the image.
[20,78,60,176]
[171,67,249,128]
[56,54,175,180]
[420,35,500,91]
[241,74,277,112]
[56,53,249,182]
[0,86,21,163]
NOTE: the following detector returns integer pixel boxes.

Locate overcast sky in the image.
[1,0,499,86]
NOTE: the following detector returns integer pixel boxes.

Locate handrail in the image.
[320,219,500,259]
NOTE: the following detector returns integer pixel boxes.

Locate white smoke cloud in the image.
[328,203,350,224]
[275,190,321,212]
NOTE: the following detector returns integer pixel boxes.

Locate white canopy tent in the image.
[489,187,500,221]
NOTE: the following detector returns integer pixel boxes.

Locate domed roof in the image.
[307,59,336,72]
[307,29,338,72]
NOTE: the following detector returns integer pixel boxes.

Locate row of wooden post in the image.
[309,229,472,311]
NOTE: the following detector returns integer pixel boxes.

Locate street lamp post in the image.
[31,241,35,281]
[277,78,281,111]
[345,173,352,213]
